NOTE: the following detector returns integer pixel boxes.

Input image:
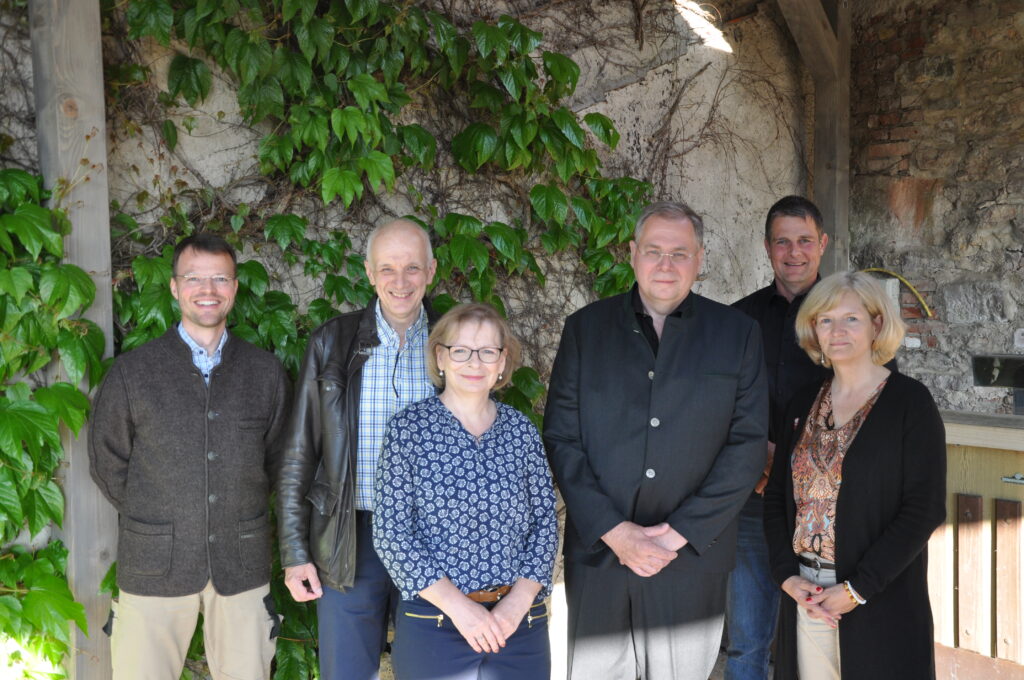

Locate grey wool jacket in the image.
[89,327,291,597]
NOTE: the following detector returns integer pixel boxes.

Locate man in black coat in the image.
[89,234,291,680]
[545,201,769,680]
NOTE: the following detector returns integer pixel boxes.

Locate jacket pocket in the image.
[306,480,340,517]
[238,512,271,571]
[120,518,173,577]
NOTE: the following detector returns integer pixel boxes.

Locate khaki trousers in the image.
[111,581,276,680]
[796,560,840,680]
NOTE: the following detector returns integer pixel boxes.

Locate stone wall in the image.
[850,0,1024,413]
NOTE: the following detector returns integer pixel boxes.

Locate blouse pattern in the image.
[373,396,559,601]
[791,377,887,561]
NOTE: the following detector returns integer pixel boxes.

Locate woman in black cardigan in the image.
[764,271,946,679]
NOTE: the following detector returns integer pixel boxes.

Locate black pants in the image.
[564,561,727,680]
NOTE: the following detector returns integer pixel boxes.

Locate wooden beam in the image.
[29,1,117,678]
[995,499,1022,663]
[776,0,839,81]
[776,0,851,274]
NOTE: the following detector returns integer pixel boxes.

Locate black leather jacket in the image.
[276,299,436,591]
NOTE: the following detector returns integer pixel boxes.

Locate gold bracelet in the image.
[842,581,859,605]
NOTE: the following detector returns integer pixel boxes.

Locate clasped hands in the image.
[781,575,858,628]
[601,521,687,577]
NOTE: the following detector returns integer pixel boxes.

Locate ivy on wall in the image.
[98,0,653,676]
[0,169,97,676]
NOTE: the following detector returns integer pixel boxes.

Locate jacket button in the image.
[650,417,660,427]
[207,451,217,461]
[645,468,656,479]
[207,411,218,420]
[208,494,217,504]
[208,534,216,543]
[648,371,654,380]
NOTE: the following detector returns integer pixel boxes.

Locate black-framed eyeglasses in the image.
[439,344,504,363]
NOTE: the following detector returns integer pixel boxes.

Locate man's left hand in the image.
[643,523,688,551]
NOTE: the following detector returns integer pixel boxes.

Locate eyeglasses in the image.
[439,344,504,363]
[639,249,697,265]
[174,275,236,288]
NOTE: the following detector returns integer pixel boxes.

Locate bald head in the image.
[365,219,433,267]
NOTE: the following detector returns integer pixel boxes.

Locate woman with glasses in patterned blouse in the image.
[373,302,558,679]
[764,271,946,680]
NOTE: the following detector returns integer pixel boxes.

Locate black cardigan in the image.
[763,371,946,679]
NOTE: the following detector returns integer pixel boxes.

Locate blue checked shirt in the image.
[177,323,227,384]
[355,302,434,511]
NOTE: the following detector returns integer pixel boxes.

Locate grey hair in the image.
[634,201,705,247]
[365,218,434,265]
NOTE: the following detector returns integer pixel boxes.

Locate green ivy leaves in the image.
[0,170,95,672]
[167,54,212,107]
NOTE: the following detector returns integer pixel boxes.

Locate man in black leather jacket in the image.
[276,219,437,680]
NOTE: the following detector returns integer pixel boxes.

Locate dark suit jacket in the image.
[544,290,768,573]
[764,371,946,679]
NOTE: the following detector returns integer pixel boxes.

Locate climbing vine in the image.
[0,169,97,677]
[100,0,652,676]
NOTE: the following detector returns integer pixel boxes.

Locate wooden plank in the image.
[996,499,1022,663]
[776,0,851,275]
[776,0,839,81]
[942,410,1024,453]
[28,1,117,678]
[936,643,1024,679]
[957,494,986,654]
[928,519,955,647]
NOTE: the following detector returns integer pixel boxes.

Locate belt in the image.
[466,585,512,603]
[798,554,836,570]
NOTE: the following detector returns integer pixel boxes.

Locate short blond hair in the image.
[426,302,521,390]
[795,271,906,367]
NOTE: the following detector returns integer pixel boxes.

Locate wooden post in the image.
[29,1,117,678]
[776,0,851,274]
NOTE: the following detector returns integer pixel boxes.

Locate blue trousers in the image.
[317,512,398,680]
[724,494,780,680]
[391,598,550,680]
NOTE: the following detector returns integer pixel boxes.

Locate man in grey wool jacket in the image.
[89,233,291,680]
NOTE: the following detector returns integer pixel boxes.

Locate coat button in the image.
[645,468,656,479]
[208,494,217,504]
[208,534,216,543]
[207,411,218,420]
[650,417,660,427]
[207,451,217,461]
[648,371,654,380]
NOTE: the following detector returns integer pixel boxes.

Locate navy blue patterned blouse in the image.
[373,396,558,601]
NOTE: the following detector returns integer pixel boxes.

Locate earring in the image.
[498,373,503,381]
[820,354,826,366]
[439,369,445,377]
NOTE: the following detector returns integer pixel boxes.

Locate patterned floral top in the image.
[791,377,888,561]
[373,396,559,601]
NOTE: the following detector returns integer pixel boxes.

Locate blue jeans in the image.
[317,512,398,680]
[724,494,780,680]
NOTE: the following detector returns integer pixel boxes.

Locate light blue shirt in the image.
[355,302,433,511]
[177,323,228,384]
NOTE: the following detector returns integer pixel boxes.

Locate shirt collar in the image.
[630,284,693,319]
[177,322,228,357]
[769,274,822,305]
[374,299,428,348]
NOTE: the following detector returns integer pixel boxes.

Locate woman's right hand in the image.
[446,597,508,654]
[781,575,841,628]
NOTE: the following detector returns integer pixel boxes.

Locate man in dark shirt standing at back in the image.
[726,196,831,680]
